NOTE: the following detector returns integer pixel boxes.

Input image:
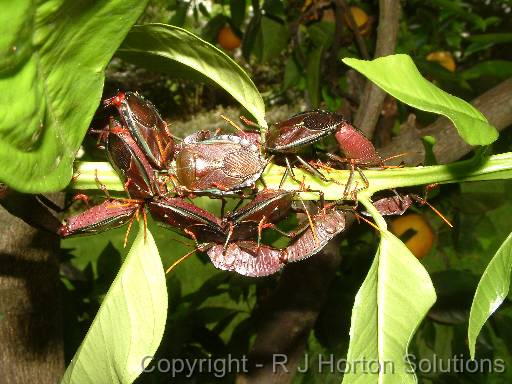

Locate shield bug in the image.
[58,199,142,238]
[266,110,382,194]
[104,119,165,199]
[103,91,174,170]
[207,241,286,277]
[158,189,294,276]
[223,189,295,243]
[365,192,452,227]
[284,207,347,262]
[148,197,226,244]
[173,134,268,195]
[267,110,382,167]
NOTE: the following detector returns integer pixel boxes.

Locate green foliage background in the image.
[2,1,512,383]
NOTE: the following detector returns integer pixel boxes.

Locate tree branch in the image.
[378,77,512,165]
[236,228,348,384]
[354,0,401,138]
[0,194,65,383]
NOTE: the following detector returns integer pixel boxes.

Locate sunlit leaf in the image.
[0,0,147,192]
[468,232,512,358]
[343,55,498,146]
[117,24,266,127]
[62,226,167,384]
[342,198,436,383]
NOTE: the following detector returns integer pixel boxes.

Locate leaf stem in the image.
[71,152,512,200]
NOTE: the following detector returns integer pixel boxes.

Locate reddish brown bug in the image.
[58,199,143,238]
[366,192,453,227]
[264,110,383,195]
[103,91,174,170]
[284,206,347,262]
[173,134,268,195]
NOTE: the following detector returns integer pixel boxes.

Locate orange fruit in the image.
[390,214,435,259]
[217,25,241,51]
[426,51,456,72]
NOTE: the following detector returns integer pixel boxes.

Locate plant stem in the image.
[71,152,512,200]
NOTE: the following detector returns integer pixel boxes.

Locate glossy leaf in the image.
[117,24,266,127]
[468,232,512,358]
[343,55,498,146]
[0,0,148,192]
[342,198,436,384]
[61,226,167,384]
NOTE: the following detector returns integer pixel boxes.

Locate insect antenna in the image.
[165,248,197,275]
[220,114,249,137]
[381,152,408,166]
[417,198,453,228]
[124,212,137,248]
[353,212,382,232]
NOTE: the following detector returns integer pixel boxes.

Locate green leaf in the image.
[61,226,167,384]
[0,0,148,193]
[118,24,266,127]
[342,197,436,384]
[342,55,498,146]
[260,16,289,62]
[468,232,512,359]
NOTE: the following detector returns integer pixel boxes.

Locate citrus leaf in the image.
[0,0,148,193]
[468,232,512,358]
[117,24,266,127]
[61,226,167,384]
[343,55,498,146]
[342,197,436,383]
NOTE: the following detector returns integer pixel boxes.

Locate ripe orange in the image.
[390,214,435,259]
[217,25,241,51]
[426,51,456,72]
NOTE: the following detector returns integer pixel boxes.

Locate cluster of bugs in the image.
[60,91,444,277]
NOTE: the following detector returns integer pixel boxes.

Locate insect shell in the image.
[173,134,267,195]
